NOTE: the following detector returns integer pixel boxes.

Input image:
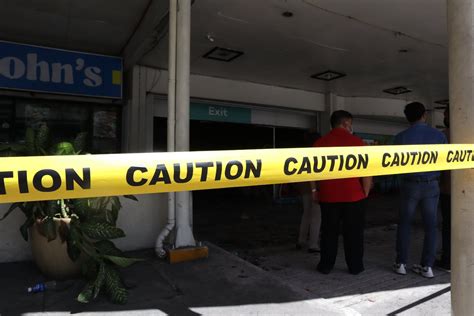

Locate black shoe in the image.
[308,248,320,254]
[317,264,332,274]
[349,268,365,275]
[435,259,451,272]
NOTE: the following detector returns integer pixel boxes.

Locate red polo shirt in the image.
[314,128,366,203]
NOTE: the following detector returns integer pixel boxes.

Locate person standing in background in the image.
[393,102,447,278]
[313,111,372,275]
[297,132,321,253]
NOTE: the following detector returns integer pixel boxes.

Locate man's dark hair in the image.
[404,102,426,123]
[330,110,353,128]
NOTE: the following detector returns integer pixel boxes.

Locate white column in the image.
[174,0,196,247]
[448,0,474,314]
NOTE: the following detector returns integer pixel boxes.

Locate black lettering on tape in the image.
[150,164,171,185]
[422,152,431,164]
[447,150,453,163]
[33,169,61,192]
[327,155,338,172]
[127,167,148,186]
[382,153,391,168]
[345,155,357,171]
[215,162,223,181]
[0,171,14,194]
[284,158,298,176]
[245,160,262,178]
[18,170,29,193]
[298,157,311,174]
[225,161,243,180]
[174,163,193,183]
[338,155,344,171]
[358,154,369,169]
[313,156,326,173]
[430,151,438,164]
[66,168,91,190]
[196,162,213,182]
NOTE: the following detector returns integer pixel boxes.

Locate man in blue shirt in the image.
[393,102,447,278]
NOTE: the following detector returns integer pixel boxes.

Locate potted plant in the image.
[0,124,140,304]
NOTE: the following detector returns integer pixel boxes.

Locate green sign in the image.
[190,103,251,124]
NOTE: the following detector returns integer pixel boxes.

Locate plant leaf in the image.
[45,200,60,218]
[81,223,125,240]
[74,132,88,153]
[77,282,94,304]
[94,240,123,257]
[58,220,69,243]
[104,265,128,304]
[40,217,57,242]
[72,199,91,219]
[0,202,22,221]
[103,255,143,268]
[19,217,34,241]
[25,128,35,155]
[35,124,49,154]
[81,258,98,280]
[53,142,75,155]
[67,219,82,261]
[123,195,138,202]
[93,262,106,299]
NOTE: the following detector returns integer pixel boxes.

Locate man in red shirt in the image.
[312,110,372,275]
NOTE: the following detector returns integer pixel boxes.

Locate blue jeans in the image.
[396,180,439,267]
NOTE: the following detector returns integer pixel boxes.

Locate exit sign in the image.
[190,103,251,124]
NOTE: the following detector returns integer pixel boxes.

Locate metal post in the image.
[155,0,178,257]
[448,0,474,314]
[175,0,196,247]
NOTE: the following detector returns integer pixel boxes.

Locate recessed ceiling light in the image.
[383,86,412,95]
[203,47,244,62]
[282,11,294,18]
[206,33,215,42]
[311,70,346,81]
[435,99,449,106]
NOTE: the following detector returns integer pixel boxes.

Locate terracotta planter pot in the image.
[30,218,82,280]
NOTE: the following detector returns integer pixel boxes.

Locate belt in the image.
[402,177,439,184]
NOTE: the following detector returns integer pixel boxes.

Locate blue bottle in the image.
[27,281,57,293]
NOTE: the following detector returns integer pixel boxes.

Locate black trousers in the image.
[318,200,366,273]
[440,194,451,265]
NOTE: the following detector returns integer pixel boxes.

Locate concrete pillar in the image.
[448,0,474,314]
[320,93,343,134]
[174,0,196,247]
[123,66,154,153]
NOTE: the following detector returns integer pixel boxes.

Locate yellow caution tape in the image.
[0,144,473,203]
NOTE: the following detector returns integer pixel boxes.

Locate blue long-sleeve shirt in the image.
[394,122,447,179]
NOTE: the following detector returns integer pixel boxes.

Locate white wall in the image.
[353,118,408,136]
[0,204,31,262]
[0,195,166,263]
[115,194,168,251]
[146,68,326,112]
[344,97,407,118]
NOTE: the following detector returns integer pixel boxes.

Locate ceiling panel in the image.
[0,0,150,55]
[141,0,448,102]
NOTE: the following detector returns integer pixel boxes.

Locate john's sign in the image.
[0,40,122,99]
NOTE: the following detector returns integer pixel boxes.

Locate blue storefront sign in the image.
[0,41,122,99]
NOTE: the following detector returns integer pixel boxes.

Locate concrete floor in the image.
[0,245,354,316]
[0,227,450,315]
[241,226,451,315]
[0,192,452,315]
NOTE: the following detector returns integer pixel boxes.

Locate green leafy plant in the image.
[0,125,140,304]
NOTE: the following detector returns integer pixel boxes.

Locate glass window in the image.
[0,97,121,154]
